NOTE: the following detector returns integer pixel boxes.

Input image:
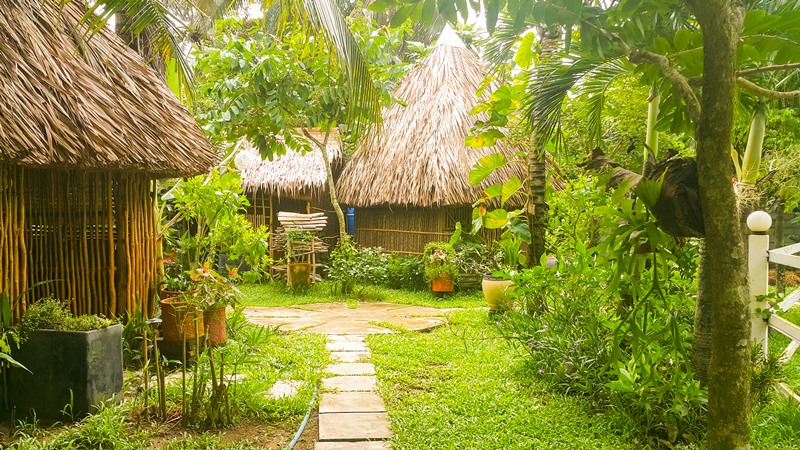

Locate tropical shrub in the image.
[496,179,707,446]
[328,239,390,293]
[385,255,426,291]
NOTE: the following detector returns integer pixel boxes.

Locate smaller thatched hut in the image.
[239,130,343,264]
[0,0,216,320]
[337,28,549,254]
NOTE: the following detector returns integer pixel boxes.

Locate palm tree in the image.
[71,0,381,127]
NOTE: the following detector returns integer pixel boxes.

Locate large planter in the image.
[482,275,515,314]
[159,288,184,300]
[160,299,204,342]
[457,273,482,291]
[431,275,455,297]
[8,324,123,420]
[204,307,227,346]
[287,262,312,289]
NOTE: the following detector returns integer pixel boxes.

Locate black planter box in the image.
[8,324,123,420]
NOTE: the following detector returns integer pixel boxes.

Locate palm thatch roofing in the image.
[239,130,343,199]
[337,28,542,208]
[0,0,216,176]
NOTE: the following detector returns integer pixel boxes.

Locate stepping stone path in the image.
[317,334,392,449]
[245,302,452,449]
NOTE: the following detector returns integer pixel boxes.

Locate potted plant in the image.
[8,298,122,420]
[160,259,191,300]
[454,242,492,291]
[159,293,204,345]
[285,230,315,289]
[184,265,240,346]
[483,235,526,314]
[423,242,459,296]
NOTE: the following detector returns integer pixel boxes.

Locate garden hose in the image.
[284,385,318,450]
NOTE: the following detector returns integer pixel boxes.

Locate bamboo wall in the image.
[0,165,158,322]
[353,207,472,254]
[0,165,28,320]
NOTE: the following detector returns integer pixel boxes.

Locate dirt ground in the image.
[0,410,320,449]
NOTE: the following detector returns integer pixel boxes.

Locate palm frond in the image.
[296,0,382,138]
[482,13,533,71]
[574,57,632,147]
[80,0,193,92]
[524,49,622,149]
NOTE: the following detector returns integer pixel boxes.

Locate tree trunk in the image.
[688,2,751,449]
[692,241,712,385]
[303,128,347,244]
[526,26,560,268]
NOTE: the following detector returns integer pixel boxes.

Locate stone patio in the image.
[243,302,447,334]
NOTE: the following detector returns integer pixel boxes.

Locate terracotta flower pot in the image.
[431,275,455,297]
[160,299,204,342]
[287,262,312,289]
[482,275,515,314]
[204,307,227,346]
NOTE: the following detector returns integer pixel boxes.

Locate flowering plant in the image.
[182,264,240,311]
[422,242,459,283]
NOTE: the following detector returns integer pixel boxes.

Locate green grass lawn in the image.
[237,281,487,309]
[368,309,641,450]
[365,308,800,450]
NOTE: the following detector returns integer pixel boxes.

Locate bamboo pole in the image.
[108,174,117,316]
[81,174,91,315]
[18,169,27,315]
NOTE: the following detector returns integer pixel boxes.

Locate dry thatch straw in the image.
[0,0,216,176]
[337,29,538,208]
[239,130,343,199]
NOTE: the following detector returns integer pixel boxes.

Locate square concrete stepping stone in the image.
[323,376,376,392]
[318,412,391,440]
[320,392,386,413]
[330,351,370,363]
[326,363,375,376]
[267,380,302,399]
[327,334,366,343]
[315,442,391,450]
[327,341,369,352]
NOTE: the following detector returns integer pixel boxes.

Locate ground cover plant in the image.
[1,310,327,449]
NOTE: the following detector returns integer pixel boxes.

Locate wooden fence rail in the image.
[748,211,800,402]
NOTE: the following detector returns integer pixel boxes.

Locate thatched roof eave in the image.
[0,0,217,177]
[240,130,343,200]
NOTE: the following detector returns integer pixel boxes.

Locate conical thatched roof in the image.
[0,0,216,176]
[337,28,530,208]
[240,130,342,199]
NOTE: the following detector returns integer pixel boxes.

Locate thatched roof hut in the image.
[336,28,537,254]
[238,130,343,272]
[0,0,217,320]
[240,130,343,200]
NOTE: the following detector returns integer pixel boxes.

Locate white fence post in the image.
[748,211,772,354]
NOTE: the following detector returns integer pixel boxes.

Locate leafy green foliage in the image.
[422,242,459,283]
[14,298,111,342]
[385,256,427,291]
[327,240,391,293]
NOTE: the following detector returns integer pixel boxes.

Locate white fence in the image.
[748,211,800,401]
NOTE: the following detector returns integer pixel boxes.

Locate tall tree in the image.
[372,0,800,448]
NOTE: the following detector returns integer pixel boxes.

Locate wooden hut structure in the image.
[0,0,217,321]
[239,130,343,264]
[337,28,543,254]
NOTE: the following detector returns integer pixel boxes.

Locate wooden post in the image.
[747,210,772,354]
